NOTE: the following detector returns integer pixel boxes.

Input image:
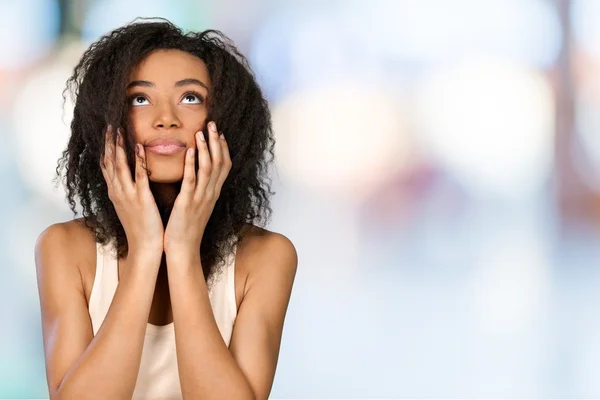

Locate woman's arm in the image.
[166,232,298,400]
[35,222,161,400]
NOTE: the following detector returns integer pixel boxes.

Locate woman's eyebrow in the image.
[174,78,208,90]
[126,80,154,89]
[126,79,208,90]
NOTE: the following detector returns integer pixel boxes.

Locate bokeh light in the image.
[251,0,561,103]
[0,0,60,69]
[12,57,78,210]
[415,59,555,197]
[572,0,600,60]
[573,89,600,192]
[272,82,412,200]
[81,0,201,42]
[337,0,561,70]
[469,232,550,335]
[250,7,310,102]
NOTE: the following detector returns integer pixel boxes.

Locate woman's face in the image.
[126,49,211,183]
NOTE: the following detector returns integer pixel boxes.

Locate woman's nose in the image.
[154,103,181,128]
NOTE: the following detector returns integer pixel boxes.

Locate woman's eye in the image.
[181,93,202,104]
[131,96,149,106]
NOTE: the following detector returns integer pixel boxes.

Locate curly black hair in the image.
[54,18,275,284]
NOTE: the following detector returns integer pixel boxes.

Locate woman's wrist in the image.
[125,250,163,276]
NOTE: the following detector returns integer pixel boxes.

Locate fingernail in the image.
[135,144,140,155]
[219,133,225,140]
[209,122,216,132]
[188,148,194,157]
[198,131,205,142]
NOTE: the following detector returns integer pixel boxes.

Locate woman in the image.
[34,18,297,400]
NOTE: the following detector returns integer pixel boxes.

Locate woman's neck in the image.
[149,181,182,227]
[149,181,180,206]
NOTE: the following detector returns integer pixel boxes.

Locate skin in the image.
[35,49,298,400]
[127,49,212,203]
[120,49,216,324]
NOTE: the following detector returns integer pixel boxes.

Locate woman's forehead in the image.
[129,49,211,88]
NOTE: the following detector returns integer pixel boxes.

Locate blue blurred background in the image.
[3,0,600,398]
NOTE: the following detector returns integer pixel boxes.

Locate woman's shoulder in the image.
[239,223,295,250]
[36,218,97,256]
[35,218,98,296]
[233,224,298,312]
[237,223,298,277]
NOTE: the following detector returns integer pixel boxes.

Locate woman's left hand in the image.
[164,121,232,258]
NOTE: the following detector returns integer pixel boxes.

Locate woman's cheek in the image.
[128,109,152,132]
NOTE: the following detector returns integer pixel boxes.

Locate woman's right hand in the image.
[100,126,164,263]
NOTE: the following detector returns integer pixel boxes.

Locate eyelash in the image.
[128,91,205,106]
[181,91,205,104]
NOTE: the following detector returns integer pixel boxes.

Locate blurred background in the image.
[3,0,600,398]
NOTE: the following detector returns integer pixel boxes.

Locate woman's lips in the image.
[145,144,187,155]
[145,137,186,155]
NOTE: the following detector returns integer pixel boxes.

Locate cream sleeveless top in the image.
[88,240,238,400]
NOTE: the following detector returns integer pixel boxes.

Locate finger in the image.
[216,132,232,189]
[102,125,116,182]
[100,161,118,202]
[206,121,224,190]
[180,143,196,195]
[114,129,134,193]
[195,130,212,198]
[100,158,111,189]
[134,143,150,192]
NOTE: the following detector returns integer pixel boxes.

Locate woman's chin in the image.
[148,172,184,184]
[145,158,186,183]
[144,153,187,184]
